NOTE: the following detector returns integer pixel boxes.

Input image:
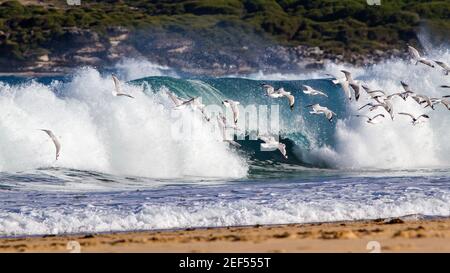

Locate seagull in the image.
[362,85,386,100]
[430,98,450,110]
[358,102,380,111]
[369,98,394,120]
[217,114,240,147]
[408,45,435,68]
[262,84,283,98]
[355,114,385,124]
[262,85,295,110]
[258,135,287,159]
[40,129,61,160]
[412,94,434,110]
[277,88,295,110]
[111,74,134,98]
[166,90,189,108]
[307,104,336,122]
[222,99,240,124]
[401,81,434,109]
[327,73,352,101]
[302,85,328,97]
[398,112,430,125]
[435,60,450,75]
[341,70,361,101]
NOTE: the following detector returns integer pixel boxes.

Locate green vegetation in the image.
[0,0,449,62]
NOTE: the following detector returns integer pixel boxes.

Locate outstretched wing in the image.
[408,46,421,60]
[40,129,61,160]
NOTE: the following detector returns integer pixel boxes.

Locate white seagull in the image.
[399,112,430,125]
[302,85,328,97]
[369,98,394,120]
[434,60,450,75]
[222,99,240,124]
[355,114,385,124]
[327,73,352,101]
[277,88,295,110]
[40,129,61,160]
[217,114,240,147]
[258,135,287,159]
[408,45,435,68]
[362,85,386,100]
[262,85,295,110]
[111,74,135,98]
[262,84,283,98]
[307,104,336,122]
[341,70,361,101]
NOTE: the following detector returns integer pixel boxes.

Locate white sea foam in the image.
[1,191,450,236]
[0,67,247,178]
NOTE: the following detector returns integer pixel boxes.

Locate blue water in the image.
[1,62,450,236]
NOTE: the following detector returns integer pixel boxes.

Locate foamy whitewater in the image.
[1,46,450,236]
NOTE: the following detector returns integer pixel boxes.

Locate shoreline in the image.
[2,217,450,253]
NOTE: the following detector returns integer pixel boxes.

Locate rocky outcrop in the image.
[3,26,408,76]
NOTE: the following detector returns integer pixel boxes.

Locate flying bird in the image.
[217,114,240,147]
[362,85,387,100]
[398,112,430,125]
[327,73,352,101]
[111,74,135,98]
[277,88,295,110]
[408,45,435,68]
[40,129,61,160]
[262,84,283,98]
[258,135,287,159]
[355,114,385,124]
[302,85,328,97]
[222,99,240,124]
[341,70,361,101]
[307,104,336,122]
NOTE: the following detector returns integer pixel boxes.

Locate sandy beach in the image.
[1,218,450,253]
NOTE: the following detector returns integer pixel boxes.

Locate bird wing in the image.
[440,99,450,110]
[230,101,239,124]
[398,112,415,120]
[166,91,183,107]
[263,84,275,95]
[341,70,352,81]
[408,46,421,60]
[112,75,121,96]
[418,114,430,120]
[40,129,61,160]
[340,81,352,100]
[349,82,360,101]
[441,85,450,89]
[278,143,287,159]
[372,114,385,120]
[435,61,450,70]
[117,93,135,99]
[401,81,412,93]
[358,103,373,111]
[284,93,295,109]
[419,59,435,68]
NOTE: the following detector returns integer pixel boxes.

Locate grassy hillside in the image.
[0,0,449,68]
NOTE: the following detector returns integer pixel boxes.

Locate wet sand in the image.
[2,218,450,253]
